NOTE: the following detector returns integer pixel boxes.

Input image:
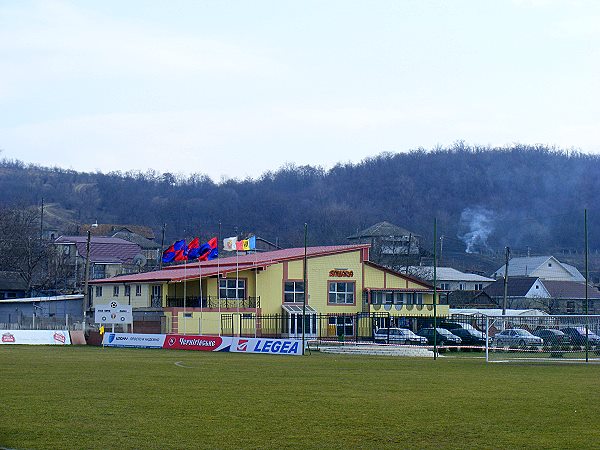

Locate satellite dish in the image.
[133,254,147,267]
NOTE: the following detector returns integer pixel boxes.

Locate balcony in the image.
[166,296,260,309]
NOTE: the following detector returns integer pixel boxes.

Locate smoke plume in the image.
[458,207,494,253]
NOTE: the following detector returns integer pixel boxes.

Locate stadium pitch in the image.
[1,346,599,449]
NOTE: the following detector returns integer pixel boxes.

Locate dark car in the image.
[416,327,462,345]
[533,329,570,346]
[449,327,487,346]
[561,327,600,346]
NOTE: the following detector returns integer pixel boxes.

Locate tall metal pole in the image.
[83,231,91,320]
[585,209,589,362]
[502,247,510,316]
[302,223,308,356]
[159,223,166,270]
[433,218,437,360]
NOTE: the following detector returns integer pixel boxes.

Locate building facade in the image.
[90,245,447,337]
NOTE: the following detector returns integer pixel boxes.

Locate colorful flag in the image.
[248,235,256,250]
[235,240,244,251]
[199,237,218,261]
[223,237,237,251]
[186,237,201,260]
[162,239,187,263]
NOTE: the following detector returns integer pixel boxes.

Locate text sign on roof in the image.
[95,302,133,324]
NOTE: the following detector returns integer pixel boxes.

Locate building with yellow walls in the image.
[90,245,448,338]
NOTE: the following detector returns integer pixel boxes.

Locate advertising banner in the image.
[102,333,166,348]
[163,334,233,352]
[230,337,303,356]
[0,330,71,345]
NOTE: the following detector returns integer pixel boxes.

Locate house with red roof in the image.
[90,244,447,338]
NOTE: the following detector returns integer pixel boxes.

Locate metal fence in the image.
[485,315,600,363]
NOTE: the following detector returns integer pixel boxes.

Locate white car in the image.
[494,328,543,347]
[374,328,428,345]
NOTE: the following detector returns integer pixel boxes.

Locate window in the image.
[284,281,305,303]
[136,285,142,296]
[328,316,354,336]
[474,283,483,291]
[459,283,466,290]
[113,286,119,297]
[95,286,103,297]
[124,285,131,297]
[219,279,246,299]
[328,282,355,304]
[440,283,450,290]
[414,293,423,305]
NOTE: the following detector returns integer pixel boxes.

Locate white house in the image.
[492,256,585,282]
[408,266,494,291]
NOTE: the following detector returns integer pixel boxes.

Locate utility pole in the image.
[159,223,166,270]
[433,219,438,360]
[83,231,91,320]
[40,197,44,241]
[439,235,444,265]
[302,223,308,356]
[502,247,510,316]
[584,209,589,362]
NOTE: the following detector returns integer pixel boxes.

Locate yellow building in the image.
[90,244,448,338]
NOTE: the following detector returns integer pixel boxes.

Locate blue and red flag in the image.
[199,237,218,261]
[162,239,187,263]
[186,237,201,260]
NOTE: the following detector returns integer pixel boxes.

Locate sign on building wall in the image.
[329,269,354,277]
[95,301,133,324]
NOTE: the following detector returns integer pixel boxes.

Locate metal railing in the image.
[166,296,260,309]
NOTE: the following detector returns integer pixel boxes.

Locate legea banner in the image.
[0,330,71,345]
[230,337,303,356]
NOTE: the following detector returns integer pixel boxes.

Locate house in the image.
[482,276,600,314]
[53,236,142,290]
[347,221,421,267]
[0,272,27,300]
[111,230,161,269]
[89,244,448,337]
[492,256,585,282]
[407,266,494,291]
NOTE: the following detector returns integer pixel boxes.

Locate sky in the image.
[1,0,599,181]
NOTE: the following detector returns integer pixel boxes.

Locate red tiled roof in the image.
[91,244,369,284]
[55,236,141,264]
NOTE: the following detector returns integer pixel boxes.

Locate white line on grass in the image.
[174,361,194,368]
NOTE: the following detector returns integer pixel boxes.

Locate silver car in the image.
[374,327,428,345]
[494,328,543,347]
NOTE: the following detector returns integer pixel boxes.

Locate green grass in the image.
[1,346,599,449]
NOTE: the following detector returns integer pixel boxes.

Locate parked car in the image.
[440,321,480,333]
[448,327,487,346]
[493,328,543,347]
[532,329,570,346]
[374,328,428,345]
[416,328,462,345]
[561,327,600,346]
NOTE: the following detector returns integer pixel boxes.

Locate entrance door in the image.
[151,285,162,308]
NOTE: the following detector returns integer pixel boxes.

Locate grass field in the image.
[1,346,599,449]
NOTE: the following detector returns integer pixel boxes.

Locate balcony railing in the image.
[166,296,260,309]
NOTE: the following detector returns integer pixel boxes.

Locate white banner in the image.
[0,330,71,345]
[102,333,166,348]
[230,337,303,356]
[95,302,133,324]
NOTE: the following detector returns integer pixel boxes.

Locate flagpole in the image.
[199,259,203,335]
[254,236,258,338]
[218,222,222,336]
[183,259,187,336]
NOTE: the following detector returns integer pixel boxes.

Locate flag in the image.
[173,240,188,261]
[248,235,256,250]
[186,237,201,260]
[223,237,237,251]
[199,237,218,261]
[162,239,187,263]
[236,240,244,251]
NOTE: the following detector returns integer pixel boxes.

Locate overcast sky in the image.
[1,0,599,180]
